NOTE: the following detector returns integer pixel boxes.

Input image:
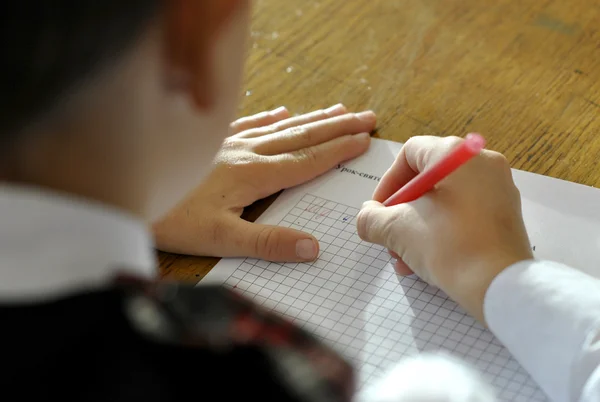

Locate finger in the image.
[372,135,461,202]
[388,249,413,274]
[357,210,414,276]
[373,145,417,202]
[254,111,377,155]
[154,212,320,262]
[262,132,371,196]
[389,249,401,259]
[230,107,290,134]
[394,259,414,276]
[231,218,320,262]
[359,205,414,275]
[356,200,399,247]
[356,199,418,251]
[238,103,348,138]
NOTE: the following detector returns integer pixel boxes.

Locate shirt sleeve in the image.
[484,260,600,402]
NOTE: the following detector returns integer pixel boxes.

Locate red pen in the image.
[383,133,486,206]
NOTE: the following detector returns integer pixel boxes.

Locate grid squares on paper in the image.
[221,194,547,401]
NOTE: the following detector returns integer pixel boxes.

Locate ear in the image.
[165,0,242,109]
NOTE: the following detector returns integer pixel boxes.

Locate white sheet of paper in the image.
[200,138,600,401]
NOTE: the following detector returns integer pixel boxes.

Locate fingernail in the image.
[296,239,318,260]
[325,103,345,114]
[271,106,287,116]
[356,110,376,123]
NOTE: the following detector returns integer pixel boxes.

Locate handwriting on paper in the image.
[304,199,333,219]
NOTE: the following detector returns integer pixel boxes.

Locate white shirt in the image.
[1,185,600,402]
[486,261,600,402]
[0,184,156,302]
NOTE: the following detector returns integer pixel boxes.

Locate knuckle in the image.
[348,113,364,126]
[254,227,281,260]
[219,137,245,154]
[443,135,462,149]
[315,109,329,119]
[286,125,309,139]
[253,111,269,122]
[403,135,440,154]
[403,136,444,172]
[262,124,279,135]
[254,113,271,127]
[241,127,264,138]
[258,111,271,120]
[485,149,507,162]
[357,207,394,247]
[401,137,421,162]
[379,213,397,248]
[263,119,288,134]
[484,150,511,171]
[403,136,419,148]
[295,145,319,164]
[356,209,372,241]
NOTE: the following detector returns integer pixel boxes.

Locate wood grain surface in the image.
[159,0,600,283]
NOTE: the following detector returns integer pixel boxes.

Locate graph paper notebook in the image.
[200,138,600,401]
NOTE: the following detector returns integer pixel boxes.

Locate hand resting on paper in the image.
[357,135,533,324]
[153,104,376,262]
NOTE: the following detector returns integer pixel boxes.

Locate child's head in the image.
[0,1,250,220]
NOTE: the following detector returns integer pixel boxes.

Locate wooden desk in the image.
[159,0,600,283]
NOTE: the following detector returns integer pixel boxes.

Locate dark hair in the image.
[0,1,160,145]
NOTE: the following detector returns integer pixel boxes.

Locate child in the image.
[1,1,599,401]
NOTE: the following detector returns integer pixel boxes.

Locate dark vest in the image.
[1,276,354,402]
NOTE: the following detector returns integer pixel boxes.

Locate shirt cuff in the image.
[484,260,600,402]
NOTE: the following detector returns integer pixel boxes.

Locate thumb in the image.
[356,200,399,247]
[235,219,320,262]
[358,201,415,276]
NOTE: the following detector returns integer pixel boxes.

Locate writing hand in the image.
[153,104,376,262]
[357,135,532,324]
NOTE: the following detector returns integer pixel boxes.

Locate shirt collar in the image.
[0,184,157,302]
